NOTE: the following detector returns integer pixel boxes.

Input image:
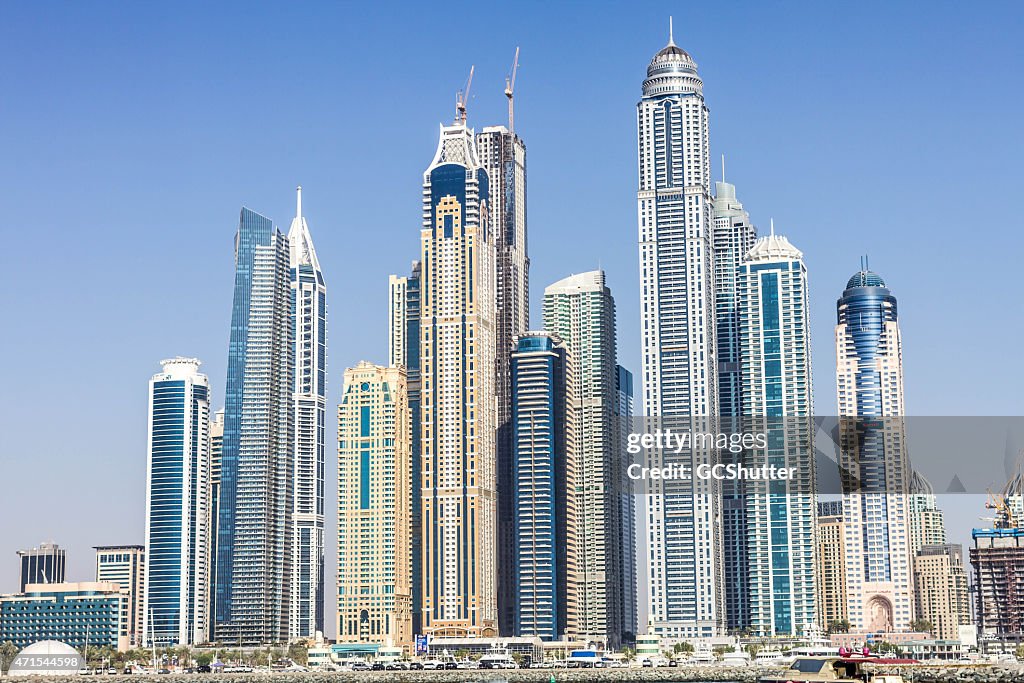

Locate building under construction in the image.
[971,476,1024,650]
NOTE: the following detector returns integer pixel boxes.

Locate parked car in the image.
[196,665,212,674]
[348,661,371,671]
[408,661,424,670]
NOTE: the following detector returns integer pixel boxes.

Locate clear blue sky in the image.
[1,1,1022,628]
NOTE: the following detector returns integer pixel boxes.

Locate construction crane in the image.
[985,488,1016,528]
[456,65,475,124]
[505,47,520,134]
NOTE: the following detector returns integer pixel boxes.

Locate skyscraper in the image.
[615,364,638,640]
[737,231,817,636]
[215,207,294,645]
[388,263,422,635]
[914,544,970,640]
[510,332,576,641]
[475,122,528,638]
[418,118,497,637]
[836,266,912,632]
[95,545,145,647]
[971,528,1024,640]
[208,408,223,634]
[816,503,848,632]
[543,270,630,648]
[713,178,757,632]
[336,362,412,650]
[637,24,723,638]
[17,542,65,592]
[288,186,327,639]
[908,471,947,560]
[143,357,211,646]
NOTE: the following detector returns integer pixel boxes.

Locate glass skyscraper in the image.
[17,543,66,593]
[287,187,327,639]
[543,270,631,649]
[475,124,529,637]
[510,332,575,641]
[737,231,816,636]
[637,27,723,638]
[143,357,211,646]
[835,266,912,632]
[712,178,757,632]
[215,207,294,645]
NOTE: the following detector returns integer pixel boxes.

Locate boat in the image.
[478,643,518,670]
[722,645,751,667]
[755,649,786,666]
[758,655,915,683]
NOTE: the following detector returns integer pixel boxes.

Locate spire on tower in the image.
[770,218,775,236]
[296,185,302,218]
[668,16,675,46]
[721,154,726,183]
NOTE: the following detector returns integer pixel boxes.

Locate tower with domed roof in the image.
[637,19,722,639]
[835,261,914,633]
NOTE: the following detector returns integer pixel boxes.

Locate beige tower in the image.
[913,544,970,639]
[835,268,913,633]
[816,505,849,631]
[418,120,497,637]
[337,363,412,650]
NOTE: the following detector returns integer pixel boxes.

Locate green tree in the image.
[875,642,905,656]
[674,642,694,654]
[287,643,307,665]
[745,643,761,657]
[455,649,469,660]
[195,652,214,666]
[0,641,19,674]
[909,619,932,634]
[828,619,851,634]
[713,645,730,658]
[622,647,635,662]
[1015,643,1024,661]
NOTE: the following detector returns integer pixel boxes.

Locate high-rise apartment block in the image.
[737,231,817,636]
[637,28,723,639]
[510,332,575,641]
[388,263,422,635]
[95,545,145,646]
[713,179,757,633]
[816,504,848,631]
[144,357,211,645]
[475,123,529,638]
[543,270,632,649]
[288,187,327,639]
[336,362,412,650]
[913,544,969,640]
[971,528,1024,639]
[836,267,913,633]
[215,207,294,644]
[418,120,497,637]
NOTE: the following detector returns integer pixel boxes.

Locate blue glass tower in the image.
[836,263,913,632]
[144,358,211,646]
[215,207,294,645]
[511,332,572,641]
[737,232,816,636]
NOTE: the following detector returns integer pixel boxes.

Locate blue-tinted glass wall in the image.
[143,358,211,646]
[511,333,573,641]
[215,207,294,644]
